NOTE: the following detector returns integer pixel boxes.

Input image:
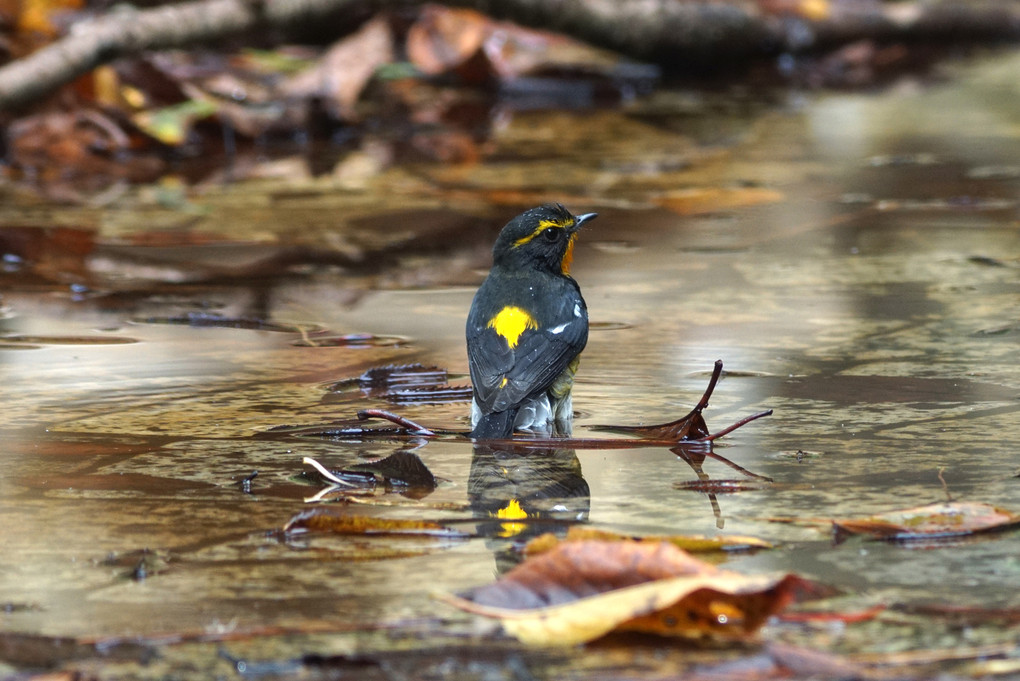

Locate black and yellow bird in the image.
[466,203,597,439]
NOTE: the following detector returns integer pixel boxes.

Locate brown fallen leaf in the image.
[523,527,772,557]
[281,16,394,120]
[590,360,772,445]
[283,508,468,538]
[832,501,1020,541]
[656,186,785,216]
[441,539,803,645]
[758,0,831,22]
[674,479,773,494]
[406,5,490,76]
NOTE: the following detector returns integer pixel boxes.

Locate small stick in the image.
[937,466,953,502]
[701,410,774,442]
[357,409,435,436]
[302,456,356,487]
[700,449,774,482]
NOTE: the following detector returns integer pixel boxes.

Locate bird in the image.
[466,203,597,440]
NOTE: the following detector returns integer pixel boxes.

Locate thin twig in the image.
[4,0,1020,110]
[357,409,435,436]
[302,456,357,487]
[937,466,953,502]
[701,410,774,442]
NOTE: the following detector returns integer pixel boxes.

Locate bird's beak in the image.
[572,212,598,230]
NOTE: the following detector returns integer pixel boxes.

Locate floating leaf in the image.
[832,502,1020,541]
[324,362,470,404]
[386,385,473,405]
[524,527,773,556]
[0,335,138,346]
[138,313,319,332]
[674,479,773,494]
[655,186,785,216]
[778,604,886,624]
[346,450,437,491]
[283,508,467,538]
[327,363,447,392]
[441,540,802,645]
[294,334,406,348]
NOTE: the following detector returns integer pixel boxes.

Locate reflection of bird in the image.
[468,445,591,521]
[468,444,591,572]
[466,204,597,439]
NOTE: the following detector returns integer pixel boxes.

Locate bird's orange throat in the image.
[561,233,577,276]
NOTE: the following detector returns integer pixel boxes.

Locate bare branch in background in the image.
[1,0,1019,110]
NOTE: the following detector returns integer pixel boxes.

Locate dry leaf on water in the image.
[656,187,785,216]
[833,501,1020,541]
[441,540,803,645]
[283,508,467,538]
[524,527,772,556]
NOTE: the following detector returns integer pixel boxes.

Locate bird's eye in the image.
[542,227,559,242]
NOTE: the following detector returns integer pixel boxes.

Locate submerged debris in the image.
[326,363,471,403]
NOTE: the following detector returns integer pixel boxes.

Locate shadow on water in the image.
[1,51,1019,677]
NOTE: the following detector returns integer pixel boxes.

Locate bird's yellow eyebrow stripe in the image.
[512,218,574,248]
[488,306,537,348]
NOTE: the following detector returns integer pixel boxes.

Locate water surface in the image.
[1,50,1018,678]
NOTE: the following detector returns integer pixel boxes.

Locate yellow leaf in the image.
[283,508,468,538]
[17,0,83,36]
[524,527,772,556]
[132,100,218,146]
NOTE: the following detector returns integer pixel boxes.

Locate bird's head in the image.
[492,203,597,276]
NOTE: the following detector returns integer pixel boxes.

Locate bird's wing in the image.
[467,307,587,415]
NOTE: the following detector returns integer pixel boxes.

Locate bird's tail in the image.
[469,408,518,440]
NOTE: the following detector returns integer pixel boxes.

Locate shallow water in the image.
[1,51,1019,677]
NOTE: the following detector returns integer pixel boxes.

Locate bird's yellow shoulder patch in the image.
[487,306,537,348]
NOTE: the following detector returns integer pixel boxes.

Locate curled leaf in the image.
[441,540,802,645]
[656,187,785,216]
[346,450,437,491]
